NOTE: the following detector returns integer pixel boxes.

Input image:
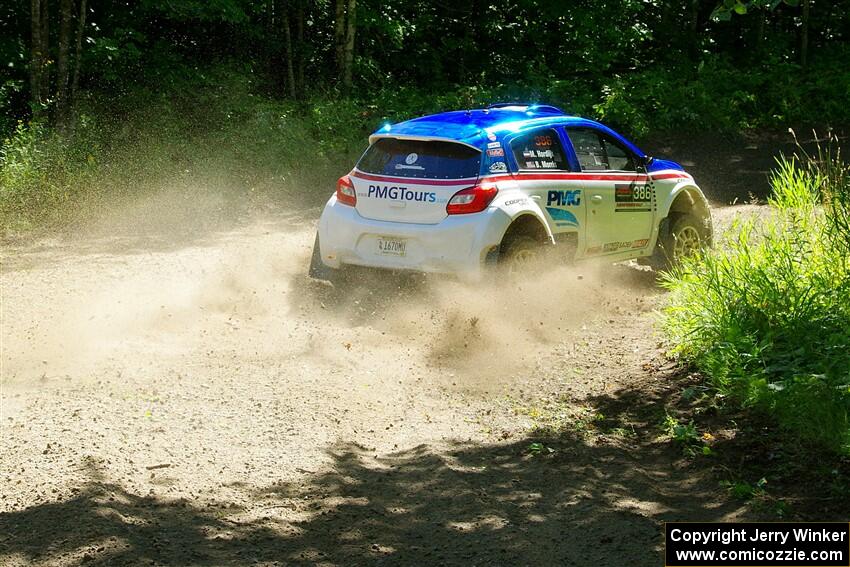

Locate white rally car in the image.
[310,103,711,280]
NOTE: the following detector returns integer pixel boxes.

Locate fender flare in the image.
[656,182,713,244]
[497,201,556,246]
[658,183,704,216]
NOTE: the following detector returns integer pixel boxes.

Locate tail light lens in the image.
[446,184,498,215]
[336,175,356,206]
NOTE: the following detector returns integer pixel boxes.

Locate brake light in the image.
[446,184,498,214]
[336,174,356,206]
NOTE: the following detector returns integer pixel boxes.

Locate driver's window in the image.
[566,129,635,172]
[602,138,634,171]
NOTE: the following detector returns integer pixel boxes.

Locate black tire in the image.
[499,234,544,274]
[653,213,707,270]
[308,233,341,285]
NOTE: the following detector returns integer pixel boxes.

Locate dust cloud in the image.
[3,183,661,399]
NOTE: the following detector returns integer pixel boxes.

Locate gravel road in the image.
[1,199,761,566]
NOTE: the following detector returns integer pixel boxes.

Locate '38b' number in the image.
[632,185,651,201]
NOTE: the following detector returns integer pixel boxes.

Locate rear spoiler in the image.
[367,133,482,152]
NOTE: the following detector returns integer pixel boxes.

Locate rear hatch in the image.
[352,137,481,224]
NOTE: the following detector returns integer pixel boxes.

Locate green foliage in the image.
[663,414,700,445]
[4,52,850,231]
[662,414,716,457]
[721,477,768,501]
[592,52,850,135]
[4,0,849,141]
[139,0,250,23]
[0,119,103,229]
[662,140,850,453]
[0,79,23,135]
[526,442,554,456]
[328,49,850,140]
[0,70,369,231]
[712,0,799,21]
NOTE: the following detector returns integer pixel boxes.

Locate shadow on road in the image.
[0,372,744,567]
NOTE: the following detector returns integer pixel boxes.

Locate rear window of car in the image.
[357,138,482,180]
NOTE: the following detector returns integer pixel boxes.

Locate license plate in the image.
[376,237,407,256]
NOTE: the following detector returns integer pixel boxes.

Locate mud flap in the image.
[639,216,672,269]
[308,233,339,284]
[484,245,501,267]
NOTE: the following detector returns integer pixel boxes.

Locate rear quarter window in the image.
[357,138,481,180]
[510,129,569,171]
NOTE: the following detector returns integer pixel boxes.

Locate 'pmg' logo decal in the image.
[546,190,580,227]
[547,190,581,207]
[546,207,579,228]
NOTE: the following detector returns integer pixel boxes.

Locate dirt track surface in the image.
[0,201,760,566]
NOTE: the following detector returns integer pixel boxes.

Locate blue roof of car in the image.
[369,104,645,156]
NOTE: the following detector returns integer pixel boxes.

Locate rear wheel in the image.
[500,235,543,274]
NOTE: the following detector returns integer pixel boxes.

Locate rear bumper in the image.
[317,196,511,278]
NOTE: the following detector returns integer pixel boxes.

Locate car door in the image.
[564,128,654,257]
[507,127,585,250]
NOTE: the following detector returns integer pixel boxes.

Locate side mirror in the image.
[637,155,653,173]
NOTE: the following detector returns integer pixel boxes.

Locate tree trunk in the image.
[40,0,50,103]
[458,4,474,83]
[282,4,296,98]
[755,8,766,54]
[70,0,87,106]
[688,0,700,60]
[334,0,345,74]
[800,0,810,68]
[56,0,72,129]
[265,0,274,36]
[342,0,356,92]
[295,0,304,97]
[30,0,43,117]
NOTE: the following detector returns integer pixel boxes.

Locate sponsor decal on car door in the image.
[564,128,654,256]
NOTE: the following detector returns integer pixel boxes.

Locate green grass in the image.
[662,138,850,454]
[0,72,373,232]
